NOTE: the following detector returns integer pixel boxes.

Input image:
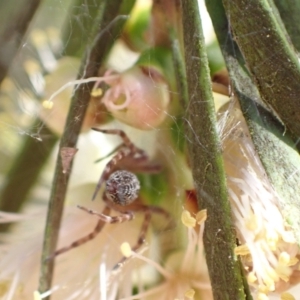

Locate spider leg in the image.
[92,128,149,161]
[46,206,111,261]
[134,204,174,229]
[147,206,173,222]
[118,154,161,174]
[114,209,152,270]
[77,205,134,223]
[91,128,134,150]
[130,210,151,251]
[149,206,176,231]
[92,149,127,200]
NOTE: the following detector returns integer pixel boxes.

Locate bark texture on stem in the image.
[179,1,247,299]
[38,0,135,296]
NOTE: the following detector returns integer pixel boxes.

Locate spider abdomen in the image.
[105,170,140,206]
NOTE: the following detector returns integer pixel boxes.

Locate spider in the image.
[50,127,171,267]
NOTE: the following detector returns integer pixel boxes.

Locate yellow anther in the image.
[120,242,132,258]
[257,293,269,300]
[247,271,257,283]
[279,252,290,265]
[195,209,207,225]
[287,257,298,266]
[42,100,53,109]
[281,292,296,300]
[181,210,196,228]
[184,288,195,299]
[91,88,103,97]
[234,244,250,256]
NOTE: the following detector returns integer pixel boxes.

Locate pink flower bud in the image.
[101,66,170,130]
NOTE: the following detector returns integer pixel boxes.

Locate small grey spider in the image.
[50,128,171,266]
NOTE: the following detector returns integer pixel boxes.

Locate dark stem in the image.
[62,0,104,57]
[0,0,41,85]
[38,0,135,296]
[0,121,58,232]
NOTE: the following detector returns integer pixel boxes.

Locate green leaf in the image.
[222,0,300,138]
[273,0,300,51]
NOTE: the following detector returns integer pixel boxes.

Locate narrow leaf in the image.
[222,0,300,138]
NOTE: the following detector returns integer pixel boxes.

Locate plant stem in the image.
[0,121,58,232]
[0,0,41,84]
[0,0,99,231]
[179,1,246,299]
[62,0,105,57]
[38,0,135,296]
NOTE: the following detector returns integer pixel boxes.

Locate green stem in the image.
[0,0,41,84]
[0,121,58,232]
[179,1,246,299]
[38,0,135,296]
[62,0,105,57]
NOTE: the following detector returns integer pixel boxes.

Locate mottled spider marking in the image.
[106,170,140,206]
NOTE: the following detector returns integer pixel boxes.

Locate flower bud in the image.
[101,66,170,130]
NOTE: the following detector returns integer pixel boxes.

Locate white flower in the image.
[114,209,212,300]
[221,100,300,299]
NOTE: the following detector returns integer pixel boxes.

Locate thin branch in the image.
[62,0,105,57]
[178,1,247,299]
[38,0,135,296]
